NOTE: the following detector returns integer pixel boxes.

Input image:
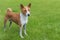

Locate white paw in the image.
[24,33,28,36]
[20,35,24,38]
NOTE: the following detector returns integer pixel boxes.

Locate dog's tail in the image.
[7,8,12,13]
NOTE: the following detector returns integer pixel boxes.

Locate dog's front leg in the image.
[20,25,24,38]
[23,24,28,36]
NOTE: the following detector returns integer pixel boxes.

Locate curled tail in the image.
[7,8,12,13]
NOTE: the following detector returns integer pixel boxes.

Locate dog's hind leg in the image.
[4,17,8,31]
[9,20,12,29]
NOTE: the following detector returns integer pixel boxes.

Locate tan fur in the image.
[4,3,31,38]
[4,8,21,26]
[4,3,31,26]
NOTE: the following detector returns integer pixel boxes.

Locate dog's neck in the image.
[20,12,28,25]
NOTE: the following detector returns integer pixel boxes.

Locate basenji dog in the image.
[4,3,31,38]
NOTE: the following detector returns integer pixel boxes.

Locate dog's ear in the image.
[20,4,24,9]
[28,3,31,8]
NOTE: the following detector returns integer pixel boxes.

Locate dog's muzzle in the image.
[26,11,30,16]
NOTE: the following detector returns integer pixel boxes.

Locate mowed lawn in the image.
[0,0,60,40]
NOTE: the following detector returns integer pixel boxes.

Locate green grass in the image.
[0,0,60,40]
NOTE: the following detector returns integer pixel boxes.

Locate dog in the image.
[4,3,31,38]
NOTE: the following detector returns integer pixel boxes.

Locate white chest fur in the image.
[20,13,28,25]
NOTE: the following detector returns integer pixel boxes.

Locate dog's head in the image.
[20,3,31,16]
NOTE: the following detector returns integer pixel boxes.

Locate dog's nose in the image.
[28,14,30,16]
